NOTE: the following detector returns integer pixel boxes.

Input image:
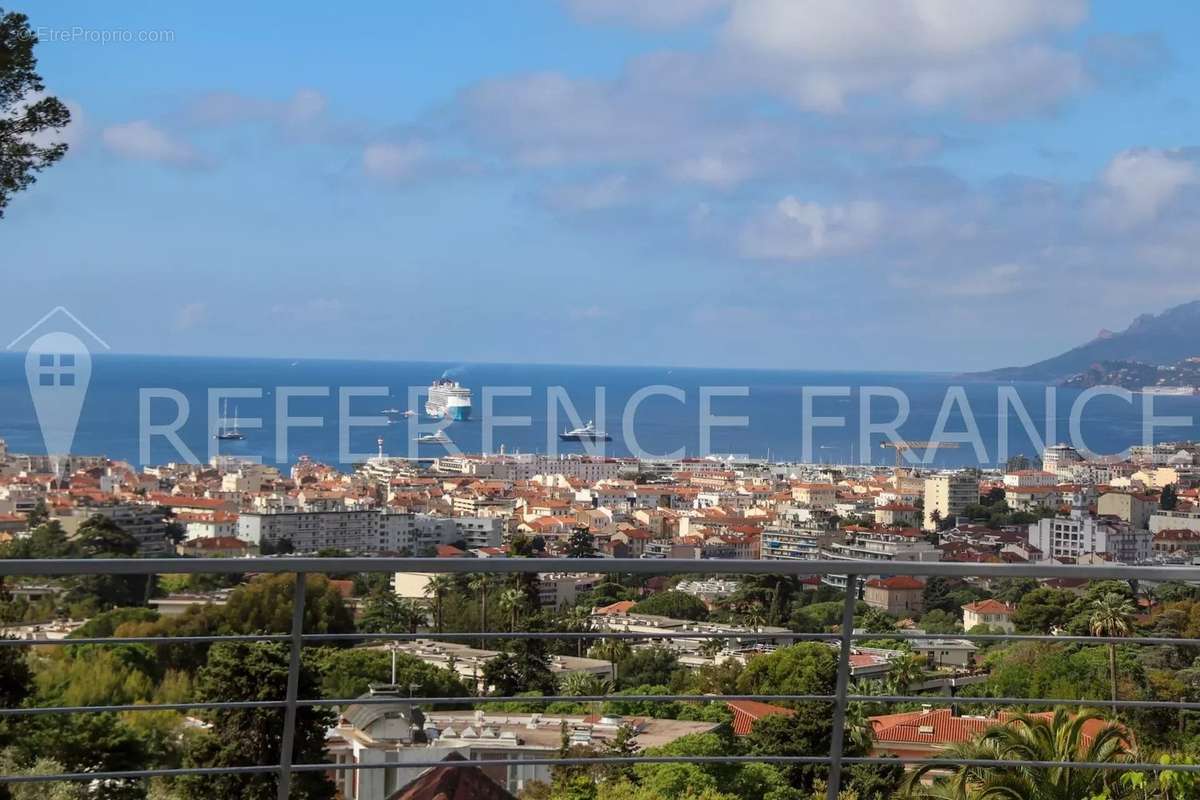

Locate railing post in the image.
[277,572,307,800]
[826,575,858,800]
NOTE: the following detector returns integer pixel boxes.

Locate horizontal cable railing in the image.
[1,557,1199,800]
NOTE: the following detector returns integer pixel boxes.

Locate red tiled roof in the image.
[871,708,1115,749]
[727,700,796,736]
[594,600,636,616]
[865,576,925,591]
[963,599,1015,615]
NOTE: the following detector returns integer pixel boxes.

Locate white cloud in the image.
[565,0,728,28]
[715,0,1090,114]
[667,155,753,187]
[101,121,203,167]
[723,0,1085,62]
[363,141,429,181]
[538,174,634,212]
[175,302,206,330]
[739,197,883,261]
[1096,148,1197,228]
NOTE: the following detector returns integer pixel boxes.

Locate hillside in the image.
[970,300,1200,382]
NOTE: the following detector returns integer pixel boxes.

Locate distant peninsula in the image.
[968,300,1200,387]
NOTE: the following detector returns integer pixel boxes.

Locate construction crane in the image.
[880,440,960,477]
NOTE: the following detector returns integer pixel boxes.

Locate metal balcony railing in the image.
[3,557,1200,800]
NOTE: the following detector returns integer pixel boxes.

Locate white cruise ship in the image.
[425,379,472,421]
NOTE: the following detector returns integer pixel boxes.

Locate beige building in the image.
[1097,491,1156,530]
[863,576,925,616]
[923,473,979,531]
[962,599,1016,633]
[791,483,838,509]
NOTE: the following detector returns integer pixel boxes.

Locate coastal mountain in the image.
[971,300,1200,382]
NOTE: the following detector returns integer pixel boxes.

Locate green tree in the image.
[498,587,527,632]
[481,640,558,697]
[1162,483,1180,511]
[559,604,594,658]
[220,574,355,635]
[559,671,614,698]
[67,516,150,609]
[0,749,86,800]
[565,528,596,559]
[736,643,837,702]
[0,9,72,217]
[178,642,334,800]
[358,591,424,634]
[991,577,1038,605]
[742,708,837,792]
[919,608,961,634]
[424,575,454,633]
[1090,591,1135,708]
[589,638,633,683]
[314,648,469,702]
[903,710,1128,799]
[885,651,926,695]
[1012,587,1076,634]
[632,591,709,621]
[469,573,498,642]
[614,646,679,690]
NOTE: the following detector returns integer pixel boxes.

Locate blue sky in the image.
[6,0,1199,371]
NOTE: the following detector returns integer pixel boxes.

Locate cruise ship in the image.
[559,420,612,442]
[425,379,472,421]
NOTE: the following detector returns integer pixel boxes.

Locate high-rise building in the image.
[922,472,979,531]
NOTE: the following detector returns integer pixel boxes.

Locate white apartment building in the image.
[466,455,623,483]
[760,525,825,561]
[1028,506,1153,563]
[56,504,171,554]
[1150,509,1200,534]
[535,573,600,609]
[923,472,979,531]
[1042,444,1084,475]
[238,509,502,553]
[820,529,941,589]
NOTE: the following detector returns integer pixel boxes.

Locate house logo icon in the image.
[7,307,110,466]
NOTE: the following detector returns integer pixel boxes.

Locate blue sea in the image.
[1,353,1198,469]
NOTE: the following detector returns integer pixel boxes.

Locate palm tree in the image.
[1090,591,1136,708]
[497,588,526,633]
[559,671,613,698]
[903,709,1129,799]
[561,605,593,657]
[886,651,926,695]
[698,637,724,659]
[741,602,767,629]
[468,574,496,646]
[588,638,632,683]
[423,575,454,634]
[394,598,425,634]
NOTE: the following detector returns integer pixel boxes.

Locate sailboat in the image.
[216,399,246,441]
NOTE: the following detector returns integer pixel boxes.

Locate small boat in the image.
[382,408,417,419]
[415,431,451,445]
[215,400,245,441]
[559,420,612,442]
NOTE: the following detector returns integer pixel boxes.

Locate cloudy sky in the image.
[6,1,1198,371]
